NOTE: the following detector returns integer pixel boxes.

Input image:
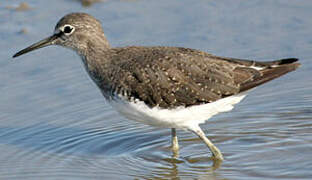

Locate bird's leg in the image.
[171,128,179,157]
[191,126,224,161]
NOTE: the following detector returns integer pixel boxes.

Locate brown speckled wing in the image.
[100,46,299,109]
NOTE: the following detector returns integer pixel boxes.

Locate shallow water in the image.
[1,0,312,179]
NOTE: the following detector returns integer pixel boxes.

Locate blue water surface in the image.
[0,0,311,179]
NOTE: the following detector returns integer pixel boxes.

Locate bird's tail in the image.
[240,58,300,91]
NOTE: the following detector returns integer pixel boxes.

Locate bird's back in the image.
[92,46,299,109]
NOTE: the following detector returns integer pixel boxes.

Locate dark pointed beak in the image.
[13,34,59,58]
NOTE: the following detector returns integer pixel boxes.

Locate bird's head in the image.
[13,13,110,58]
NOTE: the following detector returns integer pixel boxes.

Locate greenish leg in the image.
[191,127,224,161]
[171,128,179,157]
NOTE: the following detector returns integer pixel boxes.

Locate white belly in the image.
[108,92,247,130]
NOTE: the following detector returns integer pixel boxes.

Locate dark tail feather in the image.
[240,58,300,92]
[265,58,299,65]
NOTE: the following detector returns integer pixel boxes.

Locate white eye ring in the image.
[60,24,75,35]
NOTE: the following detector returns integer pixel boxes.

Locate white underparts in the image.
[108,92,247,131]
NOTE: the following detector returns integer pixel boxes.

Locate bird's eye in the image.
[62,25,75,35]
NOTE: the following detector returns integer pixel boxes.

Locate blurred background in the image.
[0,0,311,179]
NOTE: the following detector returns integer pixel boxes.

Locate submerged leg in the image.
[190,126,224,161]
[171,128,179,157]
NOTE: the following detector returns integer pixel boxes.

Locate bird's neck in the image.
[76,36,114,86]
[77,35,111,68]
